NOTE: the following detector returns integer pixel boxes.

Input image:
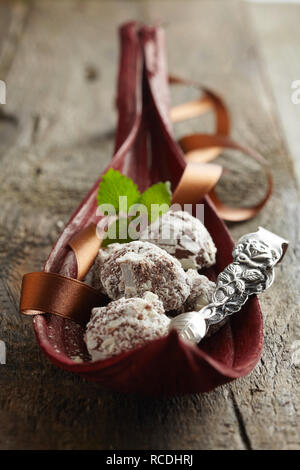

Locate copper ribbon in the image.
[20,224,104,326]
[19,79,273,326]
[20,271,103,327]
[68,223,102,281]
[169,75,272,221]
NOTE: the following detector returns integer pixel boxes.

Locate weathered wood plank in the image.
[0,0,30,153]
[0,0,299,450]
[248,2,300,184]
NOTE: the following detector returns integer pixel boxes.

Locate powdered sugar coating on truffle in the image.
[176,270,225,338]
[185,269,216,312]
[95,241,191,311]
[92,242,120,293]
[140,210,217,270]
[84,292,170,361]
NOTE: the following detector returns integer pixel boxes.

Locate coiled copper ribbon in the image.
[19,79,272,326]
[20,224,103,326]
[169,75,272,221]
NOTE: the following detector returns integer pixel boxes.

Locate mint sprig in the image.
[138,181,172,217]
[97,168,140,212]
[97,169,172,245]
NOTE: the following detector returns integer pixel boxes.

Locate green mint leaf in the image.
[101,218,132,247]
[97,168,140,213]
[138,181,172,222]
[97,170,172,243]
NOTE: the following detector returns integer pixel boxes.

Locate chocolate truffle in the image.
[92,242,119,293]
[140,210,217,270]
[182,271,226,338]
[95,241,191,311]
[185,269,216,312]
[84,292,170,361]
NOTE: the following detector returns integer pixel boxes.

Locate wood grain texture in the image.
[248,2,300,185]
[0,0,299,450]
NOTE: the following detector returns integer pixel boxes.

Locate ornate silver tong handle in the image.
[170,227,288,344]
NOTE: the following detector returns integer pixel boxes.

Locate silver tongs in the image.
[170,227,288,344]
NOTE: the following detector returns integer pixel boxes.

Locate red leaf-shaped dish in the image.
[33,23,263,396]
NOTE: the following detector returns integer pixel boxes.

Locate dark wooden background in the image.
[0,0,299,450]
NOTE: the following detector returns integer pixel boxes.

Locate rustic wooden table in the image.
[0,0,299,450]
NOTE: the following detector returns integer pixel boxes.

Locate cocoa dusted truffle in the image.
[185,269,216,312]
[140,210,217,270]
[180,270,225,338]
[94,241,191,311]
[92,242,120,293]
[84,292,170,361]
